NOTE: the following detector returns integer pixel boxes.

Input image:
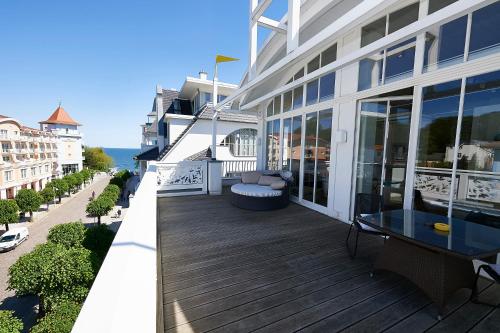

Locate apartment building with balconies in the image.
[0,115,58,199]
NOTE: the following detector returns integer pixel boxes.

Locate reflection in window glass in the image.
[307,56,320,74]
[315,110,332,206]
[423,16,467,72]
[361,17,386,48]
[358,52,383,91]
[469,2,500,60]
[414,80,461,216]
[303,113,317,202]
[385,38,416,84]
[283,90,293,112]
[293,86,303,110]
[266,119,281,170]
[282,118,292,171]
[417,80,461,169]
[291,116,302,197]
[452,69,500,227]
[266,100,273,117]
[428,0,458,14]
[306,79,319,106]
[274,95,281,115]
[319,73,335,102]
[321,44,337,67]
[388,3,419,34]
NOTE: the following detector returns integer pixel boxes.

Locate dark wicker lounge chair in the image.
[470,263,500,307]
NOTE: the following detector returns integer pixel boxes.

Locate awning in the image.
[134,147,159,161]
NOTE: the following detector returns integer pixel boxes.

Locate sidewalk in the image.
[0,173,111,331]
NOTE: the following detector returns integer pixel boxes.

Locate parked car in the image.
[0,227,29,252]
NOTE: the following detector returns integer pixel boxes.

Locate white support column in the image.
[249,0,258,81]
[212,63,219,160]
[287,0,300,54]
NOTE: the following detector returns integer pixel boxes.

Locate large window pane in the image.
[423,16,467,72]
[266,119,281,170]
[282,118,292,171]
[361,17,386,48]
[303,113,317,202]
[452,70,500,227]
[384,38,416,84]
[358,52,383,91]
[293,86,303,110]
[283,90,293,112]
[290,116,302,197]
[307,56,320,74]
[306,79,319,106]
[469,2,500,60]
[321,44,337,67]
[414,80,461,216]
[428,0,458,14]
[388,3,419,34]
[274,95,281,115]
[319,73,335,102]
[315,110,332,206]
[266,100,273,117]
[355,102,386,197]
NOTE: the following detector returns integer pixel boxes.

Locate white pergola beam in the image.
[252,0,273,22]
[287,0,300,54]
[257,16,287,34]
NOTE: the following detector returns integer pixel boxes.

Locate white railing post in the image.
[208,160,223,195]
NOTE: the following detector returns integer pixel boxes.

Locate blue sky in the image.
[0,0,286,148]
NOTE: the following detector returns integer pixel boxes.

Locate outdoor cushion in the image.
[270,180,286,190]
[258,175,282,186]
[241,171,262,184]
[231,183,282,197]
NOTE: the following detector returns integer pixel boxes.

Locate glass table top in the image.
[359,209,500,259]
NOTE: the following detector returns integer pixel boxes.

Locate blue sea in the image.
[103,148,141,171]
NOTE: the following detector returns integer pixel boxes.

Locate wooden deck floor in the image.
[158,194,500,333]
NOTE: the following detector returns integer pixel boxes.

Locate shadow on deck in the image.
[158,193,499,333]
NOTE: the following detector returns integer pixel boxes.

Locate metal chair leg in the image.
[352,229,360,259]
[470,266,482,303]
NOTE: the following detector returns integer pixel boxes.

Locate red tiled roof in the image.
[40,106,81,126]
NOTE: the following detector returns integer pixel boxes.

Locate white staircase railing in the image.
[221,160,257,178]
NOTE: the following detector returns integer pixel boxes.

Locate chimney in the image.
[199,71,208,80]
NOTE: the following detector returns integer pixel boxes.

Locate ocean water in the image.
[103,148,140,171]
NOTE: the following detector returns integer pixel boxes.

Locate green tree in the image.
[83,147,113,172]
[63,174,78,195]
[81,168,91,185]
[30,301,81,333]
[83,225,115,261]
[51,179,69,203]
[40,186,56,210]
[15,189,42,222]
[0,310,23,333]
[86,198,113,225]
[8,243,96,313]
[0,200,19,231]
[47,222,86,249]
[74,172,84,190]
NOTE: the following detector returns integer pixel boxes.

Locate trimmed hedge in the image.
[47,222,86,249]
[0,310,23,333]
[30,301,81,333]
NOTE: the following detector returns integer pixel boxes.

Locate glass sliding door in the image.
[303,113,317,202]
[282,116,302,197]
[354,98,412,213]
[302,109,333,206]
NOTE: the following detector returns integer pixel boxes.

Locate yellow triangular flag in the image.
[216,55,239,63]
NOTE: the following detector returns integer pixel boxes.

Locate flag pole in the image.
[211,61,218,160]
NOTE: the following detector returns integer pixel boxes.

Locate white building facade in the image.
[216,0,500,225]
[40,106,84,176]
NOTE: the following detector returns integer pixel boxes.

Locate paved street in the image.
[0,173,111,330]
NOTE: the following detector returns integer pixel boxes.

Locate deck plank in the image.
[158,193,499,333]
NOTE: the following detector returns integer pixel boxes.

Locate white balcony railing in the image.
[221,160,257,178]
[157,160,208,197]
[73,166,157,333]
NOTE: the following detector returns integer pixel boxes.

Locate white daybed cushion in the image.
[231,183,282,197]
[241,171,262,184]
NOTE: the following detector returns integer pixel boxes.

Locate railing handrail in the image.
[72,166,157,333]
